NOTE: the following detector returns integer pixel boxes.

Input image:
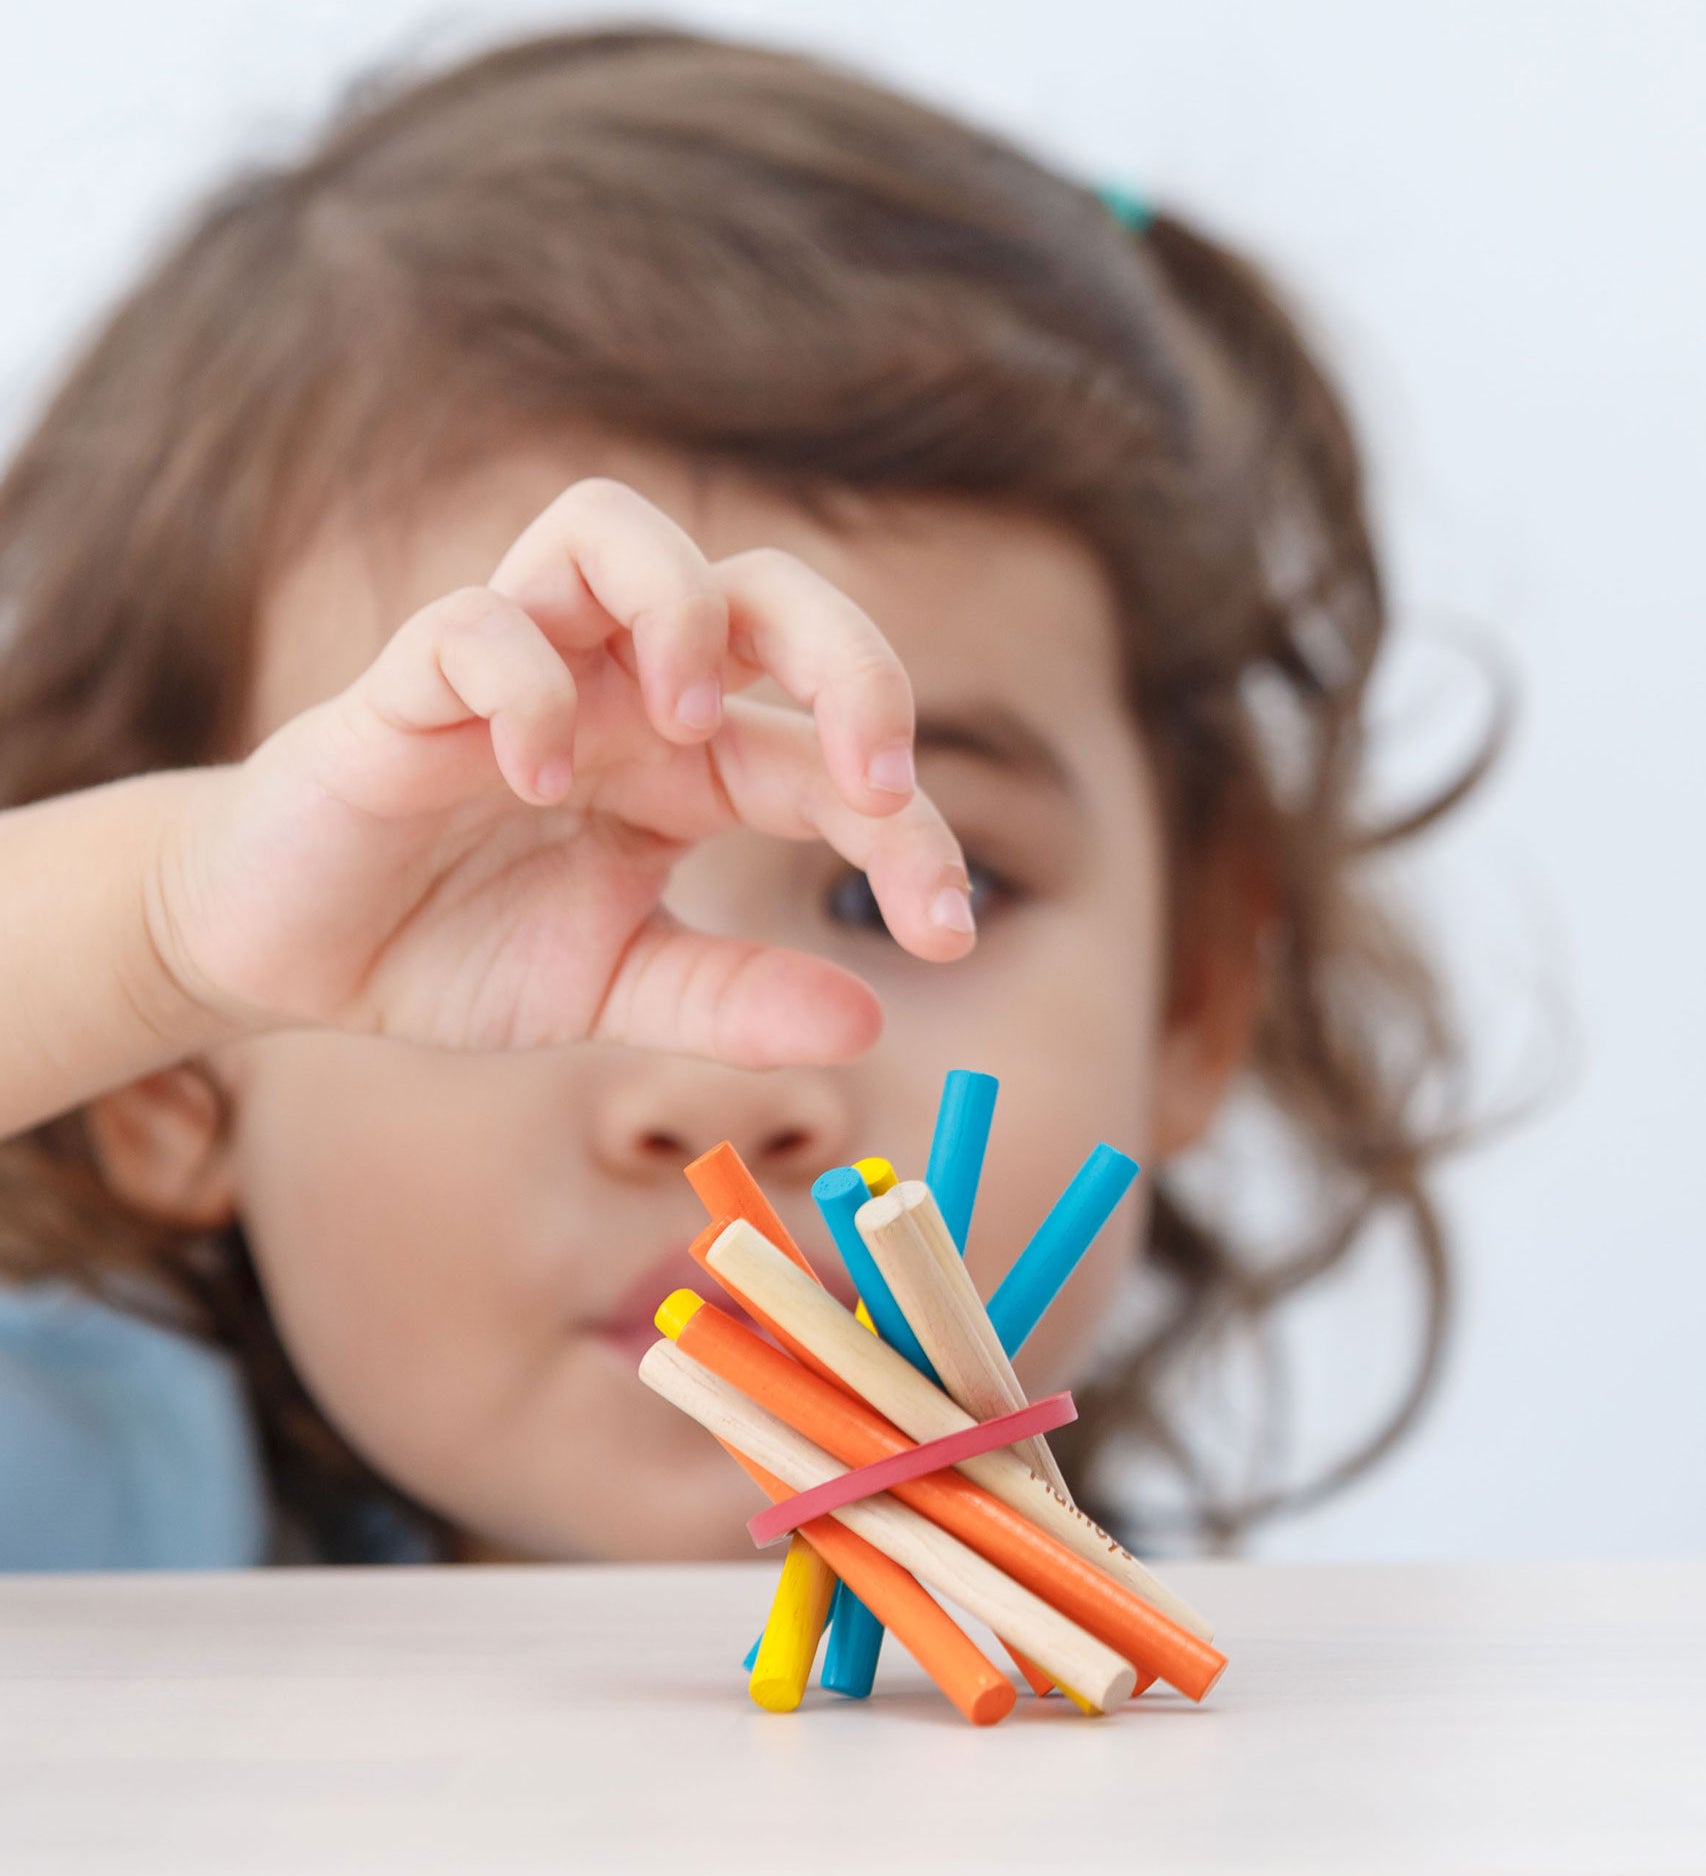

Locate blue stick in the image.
[742,1634,761,1672]
[821,1582,885,1697]
[987,1143,1140,1355]
[925,1070,998,1255]
[812,1166,940,1384]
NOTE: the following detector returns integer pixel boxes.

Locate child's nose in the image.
[589,1060,853,1188]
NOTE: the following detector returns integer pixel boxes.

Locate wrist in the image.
[127,767,272,1055]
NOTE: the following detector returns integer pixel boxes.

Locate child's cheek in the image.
[223,1038,550,1502]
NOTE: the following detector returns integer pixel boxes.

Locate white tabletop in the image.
[2,1559,1702,1874]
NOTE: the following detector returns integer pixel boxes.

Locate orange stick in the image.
[1007,1648,1058,1699]
[684,1143,853,1392]
[721,1441,1016,1726]
[686,1143,814,1272]
[677,1297,1225,1701]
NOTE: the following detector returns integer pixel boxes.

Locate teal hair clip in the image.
[1097,180,1154,234]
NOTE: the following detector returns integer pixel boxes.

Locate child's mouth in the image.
[589,1242,765,1364]
[589,1230,861,1365]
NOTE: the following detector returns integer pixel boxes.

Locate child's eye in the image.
[824,858,1015,935]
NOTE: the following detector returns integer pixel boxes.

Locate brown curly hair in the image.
[0,25,1494,1559]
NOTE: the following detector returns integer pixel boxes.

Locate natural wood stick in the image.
[857,1180,1070,1497]
[639,1341,1137,1712]
[705,1217,1213,1641]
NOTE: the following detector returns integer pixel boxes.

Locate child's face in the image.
[187,440,1218,1561]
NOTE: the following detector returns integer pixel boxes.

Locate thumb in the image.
[591,915,883,1067]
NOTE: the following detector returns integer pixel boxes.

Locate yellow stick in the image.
[852,1155,898,1196]
[749,1533,837,1712]
[705,1217,1214,1641]
[641,1340,1137,1712]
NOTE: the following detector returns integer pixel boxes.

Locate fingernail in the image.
[535,755,575,800]
[929,886,977,934]
[676,678,722,732]
[867,740,915,795]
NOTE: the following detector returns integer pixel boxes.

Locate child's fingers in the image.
[592,913,885,1068]
[714,547,918,820]
[334,586,581,812]
[487,478,730,745]
[709,701,976,960]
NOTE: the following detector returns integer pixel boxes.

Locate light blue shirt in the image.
[0,1282,269,1570]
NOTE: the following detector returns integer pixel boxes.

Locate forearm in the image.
[0,770,245,1141]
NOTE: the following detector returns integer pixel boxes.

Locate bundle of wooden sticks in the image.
[638,1069,1225,1725]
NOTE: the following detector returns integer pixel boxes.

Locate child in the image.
[0,27,1478,1568]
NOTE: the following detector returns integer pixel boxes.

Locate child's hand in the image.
[150,480,975,1066]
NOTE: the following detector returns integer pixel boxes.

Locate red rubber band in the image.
[747,1391,1078,1548]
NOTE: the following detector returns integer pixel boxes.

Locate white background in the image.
[1,1,1701,1560]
